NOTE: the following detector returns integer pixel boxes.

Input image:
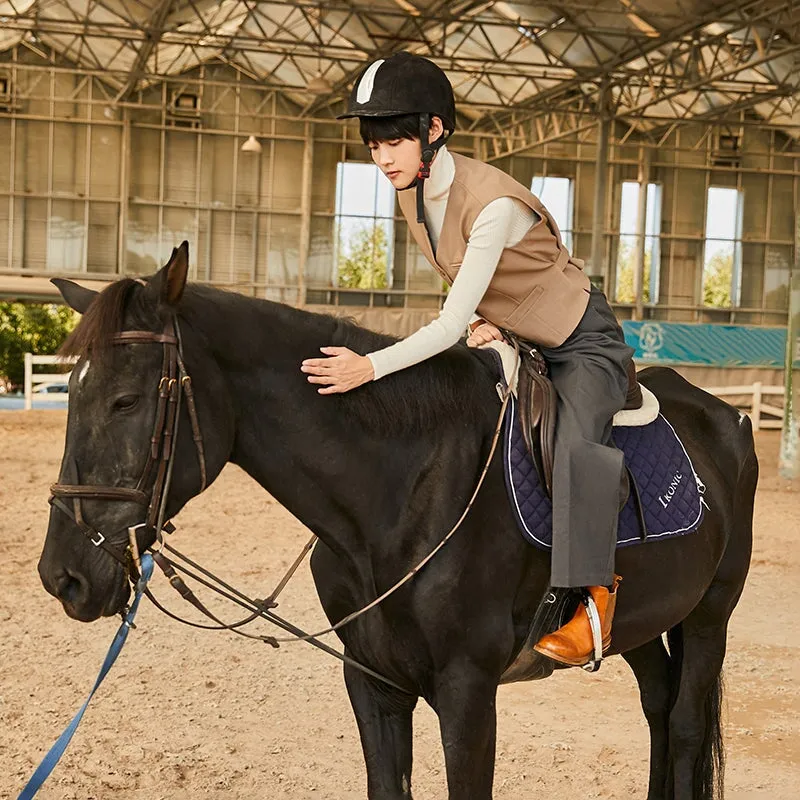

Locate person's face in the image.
[368,116,445,190]
[369,137,422,189]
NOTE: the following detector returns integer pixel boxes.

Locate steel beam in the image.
[779,211,800,478]
[114,0,179,101]
[480,0,793,127]
[633,148,651,321]
[299,0,488,117]
[589,101,610,281]
[297,121,314,307]
[1,0,797,153]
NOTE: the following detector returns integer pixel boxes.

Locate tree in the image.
[0,302,77,388]
[702,251,733,308]
[337,223,390,290]
[615,237,652,304]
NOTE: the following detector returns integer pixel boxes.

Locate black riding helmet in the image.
[338,52,456,223]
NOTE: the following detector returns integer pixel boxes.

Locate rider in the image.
[301,52,633,667]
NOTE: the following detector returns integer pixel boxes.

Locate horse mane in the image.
[327,315,497,436]
[59,276,498,437]
[59,278,141,361]
[179,283,498,437]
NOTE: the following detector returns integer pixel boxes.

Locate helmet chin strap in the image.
[397,113,450,224]
[415,113,436,224]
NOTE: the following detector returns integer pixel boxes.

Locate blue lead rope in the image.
[18,553,154,800]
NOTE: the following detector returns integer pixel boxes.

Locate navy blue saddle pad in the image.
[503,394,706,550]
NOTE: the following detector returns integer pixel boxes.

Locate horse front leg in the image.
[344,660,418,799]
[434,663,498,800]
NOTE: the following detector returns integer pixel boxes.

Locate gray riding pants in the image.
[539,286,634,588]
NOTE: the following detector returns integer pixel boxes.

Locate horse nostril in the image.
[54,569,84,605]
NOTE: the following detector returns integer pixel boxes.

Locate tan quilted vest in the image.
[397,152,590,347]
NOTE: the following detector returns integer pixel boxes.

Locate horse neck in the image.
[187,290,411,562]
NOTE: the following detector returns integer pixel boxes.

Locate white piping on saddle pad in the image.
[480,340,660,428]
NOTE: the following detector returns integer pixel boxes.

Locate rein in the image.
[264,374,514,645]
[50,311,516,693]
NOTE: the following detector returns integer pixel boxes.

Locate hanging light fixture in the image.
[306,72,333,95]
[305,9,333,95]
[241,135,262,154]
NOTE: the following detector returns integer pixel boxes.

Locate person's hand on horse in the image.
[467,321,504,348]
[301,347,375,394]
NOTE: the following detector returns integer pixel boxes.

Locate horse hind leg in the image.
[344,660,418,799]
[623,637,675,800]
[665,616,727,800]
[667,528,752,800]
[666,530,752,800]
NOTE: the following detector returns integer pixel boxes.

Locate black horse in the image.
[38,244,757,799]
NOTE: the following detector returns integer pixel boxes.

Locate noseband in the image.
[49,314,207,574]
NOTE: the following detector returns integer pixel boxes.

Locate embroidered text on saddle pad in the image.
[503,395,706,550]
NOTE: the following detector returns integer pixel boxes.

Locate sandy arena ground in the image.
[1,410,798,799]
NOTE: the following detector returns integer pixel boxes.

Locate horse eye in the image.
[114,394,139,411]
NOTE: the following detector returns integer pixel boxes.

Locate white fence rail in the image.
[23,354,77,410]
[19,354,787,431]
[703,382,784,431]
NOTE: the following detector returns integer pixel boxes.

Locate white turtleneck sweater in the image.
[366,145,539,380]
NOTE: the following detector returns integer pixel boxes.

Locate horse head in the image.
[38,242,234,621]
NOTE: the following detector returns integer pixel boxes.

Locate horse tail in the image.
[666,624,725,800]
[690,412,754,800]
[700,671,726,800]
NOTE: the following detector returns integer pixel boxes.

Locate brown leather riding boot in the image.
[533,576,622,667]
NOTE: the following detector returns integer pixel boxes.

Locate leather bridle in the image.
[49,314,207,576]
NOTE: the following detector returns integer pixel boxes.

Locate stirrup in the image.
[581,591,604,673]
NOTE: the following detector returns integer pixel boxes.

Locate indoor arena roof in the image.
[1,0,798,144]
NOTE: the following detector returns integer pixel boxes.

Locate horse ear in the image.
[50,278,98,314]
[152,241,190,307]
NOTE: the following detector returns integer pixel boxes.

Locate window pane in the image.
[126,204,160,273]
[646,184,660,238]
[48,200,85,271]
[531,176,573,246]
[703,187,743,308]
[705,187,739,242]
[87,202,119,274]
[764,245,791,310]
[335,216,393,289]
[334,162,396,291]
[615,182,661,303]
[619,182,639,236]
[335,162,394,219]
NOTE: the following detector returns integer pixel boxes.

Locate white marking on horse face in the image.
[356,59,385,104]
[78,360,90,384]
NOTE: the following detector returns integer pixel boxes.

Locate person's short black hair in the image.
[360,113,420,145]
